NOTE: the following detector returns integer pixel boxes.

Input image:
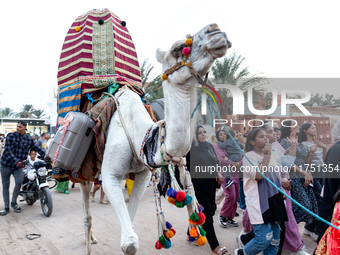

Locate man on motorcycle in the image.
[0,121,45,215]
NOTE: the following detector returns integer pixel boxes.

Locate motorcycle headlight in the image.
[37,167,47,177]
[27,170,36,181]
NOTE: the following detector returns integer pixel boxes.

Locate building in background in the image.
[0,118,50,135]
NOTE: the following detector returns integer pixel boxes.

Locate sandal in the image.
[211,246,230,255]
[99,201,108,204]
[0,208,9,216]
[90,193,94,202]
[11,204,21,213]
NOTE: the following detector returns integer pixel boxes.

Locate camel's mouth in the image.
[206,32,230,58]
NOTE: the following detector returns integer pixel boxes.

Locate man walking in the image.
[0,121,45,215]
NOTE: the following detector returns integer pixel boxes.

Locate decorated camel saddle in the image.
[50,8,156,182]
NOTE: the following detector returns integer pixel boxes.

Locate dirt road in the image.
[0,177,317,255]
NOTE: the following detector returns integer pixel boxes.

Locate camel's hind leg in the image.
[128,168,151,226]
[80,181,97,255]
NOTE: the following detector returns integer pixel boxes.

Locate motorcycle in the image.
[19,160,56,217]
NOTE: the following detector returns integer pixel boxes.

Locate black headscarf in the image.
[194,125,209,152]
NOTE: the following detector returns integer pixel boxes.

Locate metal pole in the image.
[0,93,2,134]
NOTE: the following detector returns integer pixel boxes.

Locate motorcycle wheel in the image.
[26,198,35,205]
[40,187,53,217]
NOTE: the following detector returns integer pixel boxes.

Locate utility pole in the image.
[0,93,2,133]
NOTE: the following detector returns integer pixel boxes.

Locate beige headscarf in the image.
[331,118,340,143]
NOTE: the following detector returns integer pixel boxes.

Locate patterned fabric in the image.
[57,8,141,85]
[93,20,115,75]
[88,97,116,161]
[1,132,45,169]
[316,202,340,254]
[58,82,82,118]
[280,138,319,224]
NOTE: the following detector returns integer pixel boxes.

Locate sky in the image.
[1,0,340,116]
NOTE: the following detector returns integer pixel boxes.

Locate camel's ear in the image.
[156,48,165,63]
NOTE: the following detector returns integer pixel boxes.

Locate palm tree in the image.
[18,104,35,118]
[210,52,268,115]
[140,58,154,87]
[0,107,16,118]
[140,58,163,102]
[33,109,47,119]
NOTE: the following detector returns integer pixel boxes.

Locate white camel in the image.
[79,23,231,255]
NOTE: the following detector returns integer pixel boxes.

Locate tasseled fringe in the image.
[153,175,176,250]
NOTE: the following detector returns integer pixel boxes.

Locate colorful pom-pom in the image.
[161,73,168,80]
[159,235,165,245]
[184,195,193,205]
[169,189,177,199]
[164,239,172,249]
[98,18,104,25]
[199,227,206,237]
[197,212,206,225]
[176,201,185,208]
[176,191,186,202]
[121,21,126,27]
[190,212,200,222]
[188,235,196,242]
[155,240,162,249]
[189,227,198,237]
[166,230,175,239]
[197,236,207,246]
[167,197,176,205]
[75,26,82,32]
[170,228,176,235]
[186,38,193,46]
[166,188,173,197]
[182,47,190,55]
[166,221,172,229]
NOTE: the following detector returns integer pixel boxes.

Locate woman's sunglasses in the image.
[274,128,281,132]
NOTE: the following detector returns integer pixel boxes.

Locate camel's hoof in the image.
[91,238,98,245]
[121,235,138,255]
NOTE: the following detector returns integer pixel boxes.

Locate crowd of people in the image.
[188,119,340,255]
[2,118,340,254]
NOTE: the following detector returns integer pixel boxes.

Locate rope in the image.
[192,97,340,232]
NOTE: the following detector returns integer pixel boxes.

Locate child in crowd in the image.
[217,129,243,189]
[23,149,44,177]
[235,128,287,255]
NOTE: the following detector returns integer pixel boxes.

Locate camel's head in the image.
[156,24,231,85]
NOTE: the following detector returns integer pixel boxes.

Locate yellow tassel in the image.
[185,54,190,58]
[181,60,185,66]
[186,38,193,46]
[166,230,174,239]
[162,73,168,80]
[75,26,82,32]
[196,236,207,246]
[186,62,192,67]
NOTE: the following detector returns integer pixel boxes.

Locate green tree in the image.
[140,58,154,87]
[140,58,164,102]
[0,107,16,118]
[210,52,268,115]
[18,104,35,118]
[33,109,47,119]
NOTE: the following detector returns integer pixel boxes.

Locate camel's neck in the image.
[161,78,197,157]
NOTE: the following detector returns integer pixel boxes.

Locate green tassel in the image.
[159,235,165,245]
[190,212,199,222]
[199,227,206,237]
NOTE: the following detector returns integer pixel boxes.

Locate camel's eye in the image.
[171,44,186,59]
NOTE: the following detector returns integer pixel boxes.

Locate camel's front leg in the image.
[80,181,97,255]
[128,169,151,225]
[102,170,138,255]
